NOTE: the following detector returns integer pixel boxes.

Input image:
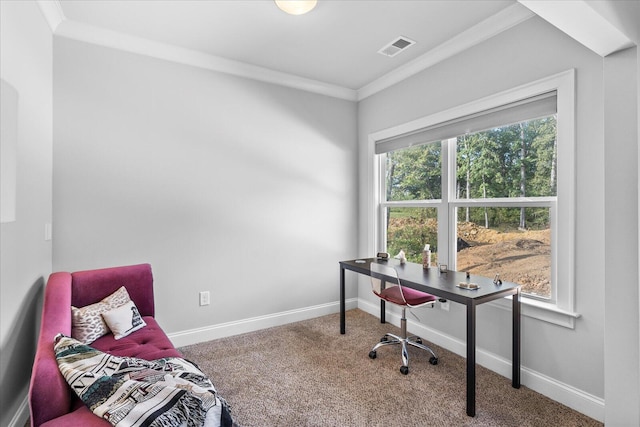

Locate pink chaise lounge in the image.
[28,264,181,427]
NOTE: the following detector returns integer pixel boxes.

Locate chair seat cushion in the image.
[91,316,181,360]
[378,286,436,306]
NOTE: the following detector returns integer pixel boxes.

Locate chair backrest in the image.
[370,262,406,304]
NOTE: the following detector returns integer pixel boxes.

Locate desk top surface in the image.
[340,258,520,305]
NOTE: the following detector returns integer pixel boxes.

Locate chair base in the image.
[368,309,438,375]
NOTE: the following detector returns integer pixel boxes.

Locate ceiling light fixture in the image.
[275,0,317,16]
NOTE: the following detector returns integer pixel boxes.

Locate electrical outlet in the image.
[199,291,210,306]
[440,300,450,311]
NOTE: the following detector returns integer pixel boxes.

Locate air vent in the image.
[378,36,416,57]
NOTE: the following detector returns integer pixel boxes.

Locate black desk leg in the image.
[512,289,521,388]
[340,267,346,335]
[466,302,476,417]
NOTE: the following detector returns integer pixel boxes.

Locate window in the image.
[370,71,578,327]
[384,142,441,265]
[453,115,556,300]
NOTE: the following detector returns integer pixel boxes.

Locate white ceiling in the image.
[43,0,635,101]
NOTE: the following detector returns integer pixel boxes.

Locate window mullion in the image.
[377,153,386,254]
[381,200,442,208]
[437,138,454,269]
[451,197,556,208]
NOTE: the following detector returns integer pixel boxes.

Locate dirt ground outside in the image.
[456,222,551,298]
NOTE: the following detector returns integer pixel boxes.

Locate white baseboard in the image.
[357,298,605,422]
[168,298,359,348]
[8,393,29,427]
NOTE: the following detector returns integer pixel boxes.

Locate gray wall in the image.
[358,15,607,402]
[604,46,639,426]
[593,3,640,423]
[0,1,53,425]
[52,38,359,333]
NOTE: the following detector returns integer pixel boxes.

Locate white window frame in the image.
[368,70,579,328]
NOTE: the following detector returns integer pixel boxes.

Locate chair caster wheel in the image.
[416,337,423,344]
[400,366,409,375]
[369,351,377,359]
[380,336,389,343]
[429,356,438,365]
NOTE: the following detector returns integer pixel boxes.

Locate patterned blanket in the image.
[54,335,235,427]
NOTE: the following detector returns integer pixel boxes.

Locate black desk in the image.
[339,258,521,417]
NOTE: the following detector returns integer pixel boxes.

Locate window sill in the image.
[490,296,580,329]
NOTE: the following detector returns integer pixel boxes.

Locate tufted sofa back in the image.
[71,263,155,317]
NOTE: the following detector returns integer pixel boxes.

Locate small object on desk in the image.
[376,252,389,260]
[422,244,431,269]
[493,273,502,286]
[355,259,366,264]
[466,271,470,279]
[439,264,447,274]
[458,282,479,290]
[395,250,406,264]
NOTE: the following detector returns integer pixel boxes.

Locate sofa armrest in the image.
[29,272,73,427]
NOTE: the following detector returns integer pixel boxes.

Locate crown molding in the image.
[36,1,537,103]
[357,3,535,101]
[36,0,65,32]
[53,18,358,101]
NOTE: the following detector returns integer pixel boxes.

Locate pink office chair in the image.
[368,262,438,374]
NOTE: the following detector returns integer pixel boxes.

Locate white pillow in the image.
[101,300,147,340]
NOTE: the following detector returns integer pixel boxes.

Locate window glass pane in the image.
[456,116,557,200]
[386,207,438,265]
[386,142,441,201]
[456,207,551,299]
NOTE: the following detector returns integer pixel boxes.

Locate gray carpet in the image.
[180,309,602,427]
